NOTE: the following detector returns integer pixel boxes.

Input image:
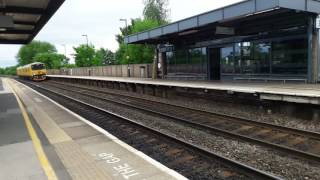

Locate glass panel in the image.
[166,51,175,73]
[189,48,202,73]
[221,46,234,74]
[272,38,308,75]
[202,47,207,74]
[252,42,271,74]
[234,43,241,73]
[241,42,271,74]
[166,47,208,76]
[241,42,254,74]
[175,49,187,65]
[175,49,188,73]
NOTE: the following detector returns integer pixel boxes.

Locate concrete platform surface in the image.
[0,78,48,180]
[48,75,320,104]
[4,78,187,180]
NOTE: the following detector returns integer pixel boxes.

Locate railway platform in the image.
[0,77,187,180]
[48,75,320,105]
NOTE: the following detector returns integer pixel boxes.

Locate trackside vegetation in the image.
[0,0,170,75]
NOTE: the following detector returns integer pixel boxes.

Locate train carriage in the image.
[17,62,47,81]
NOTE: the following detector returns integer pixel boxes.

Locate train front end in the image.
[31,63,47,81]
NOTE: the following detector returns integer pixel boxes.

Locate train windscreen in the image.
[31,64,45,70]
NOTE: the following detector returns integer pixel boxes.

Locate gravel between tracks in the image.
[43,83,320,180]
[53,81,320,133]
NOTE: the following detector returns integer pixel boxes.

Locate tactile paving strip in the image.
[54,141,113,180]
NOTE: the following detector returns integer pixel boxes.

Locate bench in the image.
[165,73,207,80]
[233,77,308,84]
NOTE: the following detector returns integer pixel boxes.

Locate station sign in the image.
[216,26,235,35]
[159,45,174,53]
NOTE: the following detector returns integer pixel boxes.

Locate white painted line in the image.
[0,78,12,94]
[13,79,188,180]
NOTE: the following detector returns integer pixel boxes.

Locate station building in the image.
[125,0,320,83]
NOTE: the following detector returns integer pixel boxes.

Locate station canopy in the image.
[0,0,65,44]
[125,0,320,45]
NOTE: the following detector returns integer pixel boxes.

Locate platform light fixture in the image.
[178,29,199,36]
[0,15,14,31]
[61,44,67,57]
[82,34,89,46]
[120,18,131,77]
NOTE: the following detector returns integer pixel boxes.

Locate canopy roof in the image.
[125,0,320,44]
[0,0,65,44]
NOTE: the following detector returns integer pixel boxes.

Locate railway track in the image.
[19,79,281,180]
[44,80,320,163]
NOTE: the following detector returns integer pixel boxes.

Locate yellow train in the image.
[17,62,47,81]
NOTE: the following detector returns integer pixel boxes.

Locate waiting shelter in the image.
[125,0,320,83]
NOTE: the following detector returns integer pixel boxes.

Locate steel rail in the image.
[22,80,282,180]
[44,80,320,163]
[48,80,320,140]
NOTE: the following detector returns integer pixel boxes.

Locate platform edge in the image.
[13,79,188,180]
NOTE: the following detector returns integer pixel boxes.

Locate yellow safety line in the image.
[6,79,58,180]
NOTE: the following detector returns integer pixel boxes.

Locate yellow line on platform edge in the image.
[6,79,58,180]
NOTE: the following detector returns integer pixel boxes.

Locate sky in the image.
[0,0,243,68]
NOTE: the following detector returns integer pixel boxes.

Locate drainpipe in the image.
[308,15,319,83]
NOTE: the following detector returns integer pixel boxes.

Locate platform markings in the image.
[0,78,11,94]
[97,152,141,179]
[6,79,58,180]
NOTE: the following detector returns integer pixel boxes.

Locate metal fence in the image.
[47,64,153,78]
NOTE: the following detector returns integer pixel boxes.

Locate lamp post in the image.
[82,34,89,46]
[120,18,130,77]
[61,44,67,57]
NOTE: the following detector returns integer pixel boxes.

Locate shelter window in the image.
[201,48,207,74]
[189,48,203,74]
[166,51,175,73]
[252,42,271,74]
[175,49,189,73]
[234,43,241,73]
[241,42,271,74]
[165,47,207,75]
[221,46,234,74]
[272,38,307,75]
[241,42,253,74]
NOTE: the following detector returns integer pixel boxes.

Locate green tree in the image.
[143,0,169,24]
[0,68,4,74]
[96,48,115,65]
[63,64,77,68]
[73,45,115,67]
[116,18,159,65]
[116,19,135,45]
[104,49,116,65]
[33,53,69,69]
[115,0,170,65]
[73,44,98,67]
[5,66,17,76]
[17,41,56,65]
[0,66,17,76]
